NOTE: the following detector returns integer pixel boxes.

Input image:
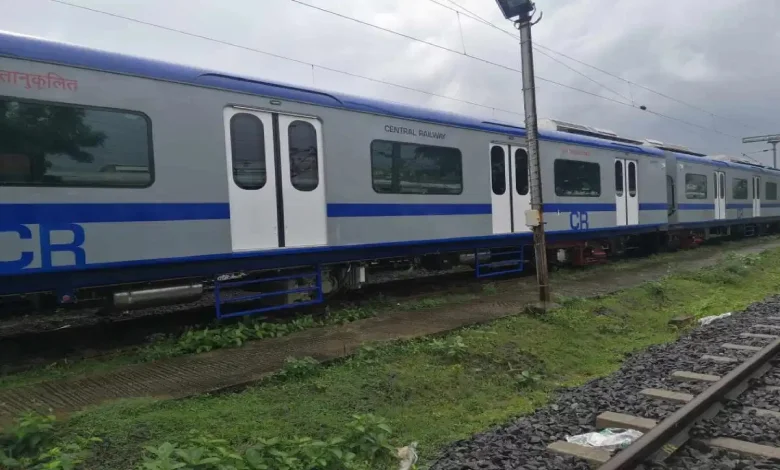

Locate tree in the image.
[0,100,106,181]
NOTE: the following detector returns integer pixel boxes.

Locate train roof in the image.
[0,31,666,158]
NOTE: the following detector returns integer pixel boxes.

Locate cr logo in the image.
[569,211,590,231]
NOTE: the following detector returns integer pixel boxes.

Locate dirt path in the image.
[1,240,779,424]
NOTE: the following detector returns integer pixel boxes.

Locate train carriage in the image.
[2,31,780,316]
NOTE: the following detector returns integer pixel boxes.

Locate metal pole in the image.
[517,12,551,304]
[772,141,778,169]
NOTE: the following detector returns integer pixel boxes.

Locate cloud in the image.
[2,0,778,163]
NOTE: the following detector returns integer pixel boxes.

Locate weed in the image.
[514,370,543,388]
[277,357,320,381]
[138,415,395,470]
[0,412,101,470]
[482,283,498,295]
[427,336,468,361]
[644,281,668,303]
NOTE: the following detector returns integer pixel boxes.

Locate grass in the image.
[33,248,780,469]
[0,294,479,391]
[2,236,773,393]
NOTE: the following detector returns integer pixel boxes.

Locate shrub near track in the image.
[37,250,780,469]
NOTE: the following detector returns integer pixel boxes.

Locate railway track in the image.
[548,320,780,469]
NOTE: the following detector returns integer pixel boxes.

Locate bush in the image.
[0,412,101,470]
[138,414,397,470]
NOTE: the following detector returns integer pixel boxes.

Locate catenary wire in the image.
[433,0,764,133]
[49,0,742,139]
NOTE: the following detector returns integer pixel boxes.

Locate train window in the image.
[230,113,267,190]
[719,173,725,199]
[490,146,506,196]
[628,161,637,197]
[614,160,623,196]
[767,182,778,200]
[0,98,153,187]
[554,159,601,197]
[666,175,675,215]
[732,178,748,200]
[371,140,463,195]
[684,173,707,199]
[515,148,529,196]
[288,120,318,192]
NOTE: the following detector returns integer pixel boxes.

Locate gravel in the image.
[430,298,780,470]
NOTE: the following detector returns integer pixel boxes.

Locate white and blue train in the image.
[1,32,778,318]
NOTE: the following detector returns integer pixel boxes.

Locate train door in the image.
[489,144,531,234]
[753,175,761,217]
[614,159,639,226]
[512,148,532,233]
[714,171,726,220]
[223,107,327,252]
[278,116,327,247]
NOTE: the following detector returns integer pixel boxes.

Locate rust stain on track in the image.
[1,240,778,424]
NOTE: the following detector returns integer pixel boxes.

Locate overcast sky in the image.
[2,0,779,164]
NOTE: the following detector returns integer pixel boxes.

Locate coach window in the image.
[230,113,266,190]
[767,182,778,200]
[684,173,707,199]
[733,177,748,200]
[490,146,506,195]
[288,120,318,191]
[614,160,624,196]
[0,98,153,187]
[515,148,529,195]
[554,159,601,197]
[628,162,637,197]
[371,140,463,195]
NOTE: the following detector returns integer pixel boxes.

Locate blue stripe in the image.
[764,203,780,208]
[638,203,668,211]
[544,203,615,212]
[726,203,753,209]
[326,203,491,217]
[678,203,713,210]
[0,203,230,224]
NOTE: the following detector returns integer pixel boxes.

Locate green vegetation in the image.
[27,248,780,469]
[0,296,479,390]
[0,412,101,469]
[1,236,773,391]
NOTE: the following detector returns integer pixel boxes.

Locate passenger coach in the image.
[0,32,778,317]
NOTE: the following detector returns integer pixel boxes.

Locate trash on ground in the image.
[699,312,732,326]
[397,441,419,470]
[565,428,643,452]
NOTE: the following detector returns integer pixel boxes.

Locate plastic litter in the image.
[397,441,418,470]
[699,312,732,326]
[565,428,643,452]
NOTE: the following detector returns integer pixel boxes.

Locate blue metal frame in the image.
[214,267,323,319]
[475,246,527,279]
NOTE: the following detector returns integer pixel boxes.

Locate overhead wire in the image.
[49,0,744,140]
[287,0,742,139]
[434,0,764,134]
[47,0,526,120]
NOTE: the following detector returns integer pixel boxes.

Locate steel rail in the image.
[599,337,780,469]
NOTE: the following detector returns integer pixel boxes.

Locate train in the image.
[2,31,778,318]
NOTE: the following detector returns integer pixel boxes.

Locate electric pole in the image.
[494,0,551,305]
[742,134,780,168]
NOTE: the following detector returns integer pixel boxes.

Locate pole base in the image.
[524,301,561,315]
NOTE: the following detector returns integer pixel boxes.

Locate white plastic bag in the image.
[397,441,418,470]
[699,312,732,326]
[566,428,642,452]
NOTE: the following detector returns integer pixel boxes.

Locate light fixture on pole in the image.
[494,0,551,306]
